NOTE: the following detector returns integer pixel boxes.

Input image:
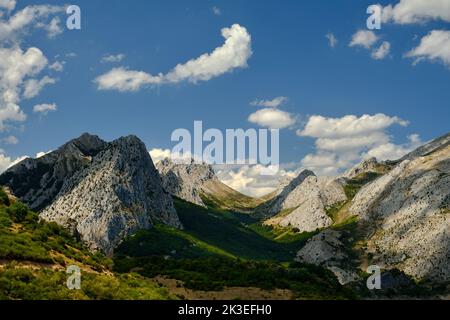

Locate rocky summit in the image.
[156,157,261,211]
[156,158,217,207]
[0,133,107,211]
[262,170,347,232]
[1,133,180,254]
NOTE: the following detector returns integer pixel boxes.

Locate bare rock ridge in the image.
[156,158,217,207]
[156,157,260,210]
[262,170,347,232]
[295,230,359,285]
[0,133,180,254]
[349,136,450,282]
[341,157,379,180]
[0,133,107,211]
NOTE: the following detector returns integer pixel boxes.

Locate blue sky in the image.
[1,0,449,196]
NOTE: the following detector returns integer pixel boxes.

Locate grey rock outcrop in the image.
[0,133,106,211]
[40,135,181,254]
[1,133,181,254]
[349,139,450,283]
[156,158,217,207]
[342,157,379,180]
[295,230,359,285]
[263,170,347,232]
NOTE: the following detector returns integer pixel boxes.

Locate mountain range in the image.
[0,131,449,297]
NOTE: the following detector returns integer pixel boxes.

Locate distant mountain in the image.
[258,170,347,232]
[156,158,262,211]
[0,133,180,254]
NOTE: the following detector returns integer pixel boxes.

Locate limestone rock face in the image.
[156,158,217,207]
[263,170,347,232]
[342,157,379,180]
[0,133,106,211]
[349,139,450,282]
[295,230,359,285]
[40,135,180,254]
[1,133,181,254]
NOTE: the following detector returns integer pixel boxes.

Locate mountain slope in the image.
[0,133,180,255]
[0,133,106,211]
[349,140,450,283]
[0,189,174,300]
[40,135,180,254]
[156,158,262,211]
[258,170,347,232]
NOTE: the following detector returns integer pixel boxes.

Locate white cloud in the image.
[37,16,63,38]
[0,0,16,12]
[212,6,221,16]
[49,60,64,72]
[248,108,295,129]
[36,150,51,158]
[382,0,450,24]
[298,114,416,175]
[406,30,450,68]
[149,148,172,163]
[0,153,27,173]
[250,96,288,108]
[326,32,338,48]
[101,53,126,63]
[365,134,422,160]
[95,24,252,91]
[0,4,65,41]
[2,135,18,145]
[297,114,408,138]
[23,75,56,99]
[215,164,296,197]
[33,103,57,114]
[349,30,379,49]
[0,46,50,130]
[372,41,391,60]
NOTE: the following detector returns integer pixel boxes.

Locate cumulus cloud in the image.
[37,16,63,38]
[101,53,126,63]
[149,148,172,163]
[0,4,65,41]
[0,153,27,173]
[298,114,408,138]
[248,108,295,129]
[215,164,296,197]
[0,0,16,12]
[23,75,56,99]
[405,30,450,68]
[0,46,50,130]
[250,96,288,108]
[95,24,252,91]
[33,103,57,114]
[36,150,51,158]
[297,114,416,175]
[382,0,450,24]
[326,32,338,48]
[365,134,422,160]
[349,30,379,49]
[372,41,391,60]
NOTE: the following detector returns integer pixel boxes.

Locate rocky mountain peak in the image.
[61,132,107,156]
[156,157,218,206]
[342,157,379,180]
[0,133,180,254]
